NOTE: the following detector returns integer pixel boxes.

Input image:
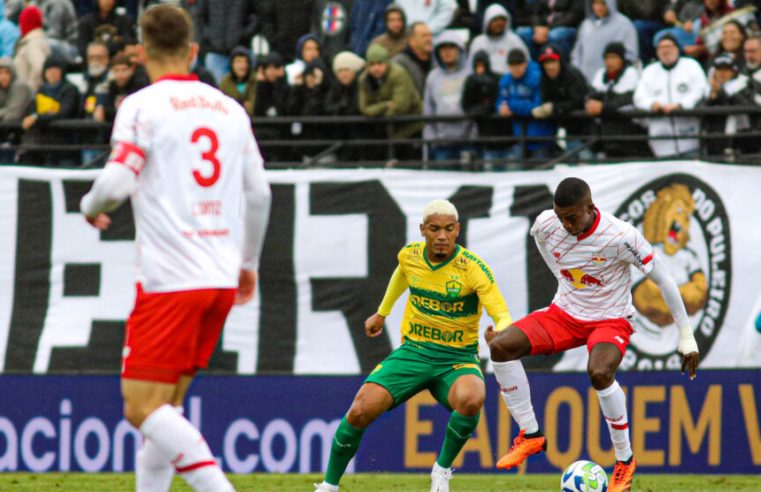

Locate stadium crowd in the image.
[1,0,761,167]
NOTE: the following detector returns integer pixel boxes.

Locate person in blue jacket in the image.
[495,48,556,167]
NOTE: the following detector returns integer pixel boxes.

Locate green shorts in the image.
[364,340,483,410]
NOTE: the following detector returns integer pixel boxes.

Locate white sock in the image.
[317,482,339,492]
[432,461,450,474]
[492,360,539,434]
[136,406,184,492]
[140,404,233,492]
[597,380,632,462]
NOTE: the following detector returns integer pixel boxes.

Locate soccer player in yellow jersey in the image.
[316,199,513,492]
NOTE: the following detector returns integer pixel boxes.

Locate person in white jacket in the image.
[634,32,708,157]
[396,0,456,36]
[467,3,529,75]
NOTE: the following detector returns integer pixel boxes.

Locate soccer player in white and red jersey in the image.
[486,178,699,492]
[79,5,271,492]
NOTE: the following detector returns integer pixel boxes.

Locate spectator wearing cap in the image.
[359,44,423,160]
[0,0,20,58]
[655,0,734,62]
[634,33,708,157]
[495,48,556,164]
[571,0,639,84]
[702,53,749,157]
[369,3,408,59]
[77,0,135,58]
[20,55,80,166]
[326,51,366,161]
[461,49,505,165]
[423,31,473,165]
[396,0,457,36]
[586,42,651,157]
[516,0,585,60]
[468,3,529,76]
[534,44,588,155]
[13,5,51,92]
[393,21,434,96]
[220,47,258,116]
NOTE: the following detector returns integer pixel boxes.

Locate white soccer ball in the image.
[560,460,608,492]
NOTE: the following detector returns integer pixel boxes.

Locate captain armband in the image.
[109,141,146,176]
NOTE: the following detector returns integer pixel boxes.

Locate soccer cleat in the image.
[609,456,636,492]
[430,465,453,492]
[496,429,547,470]
[314,481,339,492]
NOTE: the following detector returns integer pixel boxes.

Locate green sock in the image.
[436,410,480,468]
[325,416,366,486]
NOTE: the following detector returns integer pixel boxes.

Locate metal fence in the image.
[1,105,760,169]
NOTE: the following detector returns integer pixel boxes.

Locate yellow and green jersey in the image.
[383,241,510,354]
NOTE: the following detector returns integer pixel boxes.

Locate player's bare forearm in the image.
[364,313,385,338]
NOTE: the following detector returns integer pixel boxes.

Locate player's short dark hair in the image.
[140,5,193,61]
[554,178,591,207]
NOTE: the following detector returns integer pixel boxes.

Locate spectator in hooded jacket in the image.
[396,0,457,36]
[326,50,366,161]
[634,33,708,157]
[516,0,586,59]
[349,0,392,57]
[533,44,588,146]
[496,48,556,163]
[13,5,52,92]
[286,34,323,86]
[220,47,257,116]
[254,52,291,161]
[369,3,408,58]
[468,3,529,76]
[195,0,258,84]
[585,42,651,157]
[423,31,474,165]
[20,55,80,165]
[462,49,505,163]
[571,0,639,83]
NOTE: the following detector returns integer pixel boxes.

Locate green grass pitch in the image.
[0,473,758,491]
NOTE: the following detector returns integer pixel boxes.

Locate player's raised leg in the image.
[588,342,635,492]
[429,374,485,492]
[487,325,546,469]
[316,383,394,491]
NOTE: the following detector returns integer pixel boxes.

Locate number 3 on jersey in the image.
[191,127,221,187]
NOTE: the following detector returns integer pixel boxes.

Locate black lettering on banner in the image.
[5,180,53,371]
[510,185,560,370]
[257,184,298,373]
[447,186,493,248]
[310,181,402,373]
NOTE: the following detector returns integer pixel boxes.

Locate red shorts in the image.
[513,304,633,356]
[122,284,236,383]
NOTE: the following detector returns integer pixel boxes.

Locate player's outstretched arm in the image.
[646,257,699,379]
[366,266,408,338]
[80,162,138,230]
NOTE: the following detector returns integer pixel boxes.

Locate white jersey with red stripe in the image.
[530,208,655,321]
[110,74,263,292]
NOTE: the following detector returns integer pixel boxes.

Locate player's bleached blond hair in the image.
[422,199,458,222]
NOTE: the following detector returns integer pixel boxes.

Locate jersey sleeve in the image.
[619,224,655,275]
[108,94,150,176]
[469,254,510,321]
[530,212,556,268]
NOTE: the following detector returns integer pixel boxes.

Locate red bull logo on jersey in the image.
[560,268,603,289]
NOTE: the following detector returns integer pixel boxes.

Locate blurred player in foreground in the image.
[80,5,271,491]
[487,177,699,492]
[316,199,513,492]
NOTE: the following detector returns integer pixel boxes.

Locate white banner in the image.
[0,162,759,374]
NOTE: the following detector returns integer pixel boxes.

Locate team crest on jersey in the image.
[321,2,347,35]
[446,279,462,298]
[560,268,603,289]
[615,174,731,372]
